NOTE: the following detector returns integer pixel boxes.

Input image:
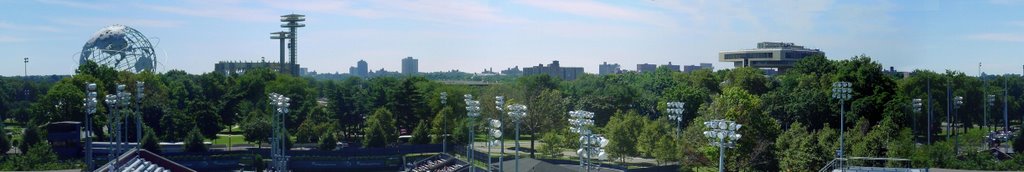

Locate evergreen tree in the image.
[18,123,42,153]
[141,125,161,154]
[184,127,207,152]
[429,107,453,144]
[319,132,337,151]
[411,120,430,144]
[0,128,9,156]
[363,108,397,148]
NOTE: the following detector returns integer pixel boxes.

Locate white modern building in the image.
[719,42,823,72]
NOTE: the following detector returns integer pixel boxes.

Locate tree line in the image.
[3,56,1024,171]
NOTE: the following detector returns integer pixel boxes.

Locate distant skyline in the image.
[2,0,1024,76]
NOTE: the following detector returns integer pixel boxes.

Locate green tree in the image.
[0,128,10,156]
[789,54,835,75]
[523,89,567,158]
[184,127,207,152]
[429,107,454,143]
[319,132,337,151]
[18,142,59,170]
[158,111,193,142]
[605,111,643,163]
[141,125,161,154]
[363,108,397,148]
[295,106,333,143]
[33,78,85,123]
[411,120,430,144]
[638,117,672,158]
[1014,130,1024,154]
[652,132,677,165]
[393,77,429,132]
[722,67,772,95]
[538,130,565,159]
[240,110,271,148]
[18,122,42,153]
[698,87,781,171]
[776,122,818,171]
[187,100,223,138]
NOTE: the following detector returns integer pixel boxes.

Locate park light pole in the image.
[987,95,995,132]
[666,102,685,137]
[703,119,741,172]
[269,93,291,171]
[507,103,527,172]
[440,92,448,153]
[494,96,506,171]
[135,82,144,152]
[832,81,852,171]
[569,110,593,170]
[84,83,98,171]
[570,110,607,172]
[117,85,132,159]
[912,99,922,144]
[464,94,481,172]
[953,96,963,154]
[487,118,502,171]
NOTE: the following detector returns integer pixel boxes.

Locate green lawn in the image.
[209,134,249,145]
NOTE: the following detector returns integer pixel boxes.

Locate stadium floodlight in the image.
[507,103,527,172]
[464,94,480,172]
[666,102,685,137]
[703,119,741,172]
[831,81,852,170]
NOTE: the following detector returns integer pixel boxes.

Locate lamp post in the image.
[117,85,132,158]
[84,83,98,170]
[23,57,28,77]
[507,103,527,172]
[487,118,502,171]
[464,95,480,172]
[135,82,144,152]
[269,93,291,171]
[103,86,120,172]
[494,96,505,171]
[832,81,852,171]
[703,120,741,172]
[912,99,922,144]
[440,92,448,153]
[570,110,606,171]
[666,102,684,137]
[987,95,995,132]
[953,96,963,154]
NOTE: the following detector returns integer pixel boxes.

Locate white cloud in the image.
[34,0,109,10]
[0,35,26,43]
[515,0,678,28]
[51,18,185,28]
[137,1,278,22]
[966,33,1024,42]
[0,21,63,33]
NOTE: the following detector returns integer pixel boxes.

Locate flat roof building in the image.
[349,60,368,77]
[719,42,823,72]
[523,60,584,80]
[683,63,714,73]
[402,57,419,74]
[599,62,621,75]
[660,62,680,72]
[637,63,657,73]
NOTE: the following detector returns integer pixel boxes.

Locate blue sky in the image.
[1,0,1023,76]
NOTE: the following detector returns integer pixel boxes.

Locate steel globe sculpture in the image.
[79,24,157,72]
